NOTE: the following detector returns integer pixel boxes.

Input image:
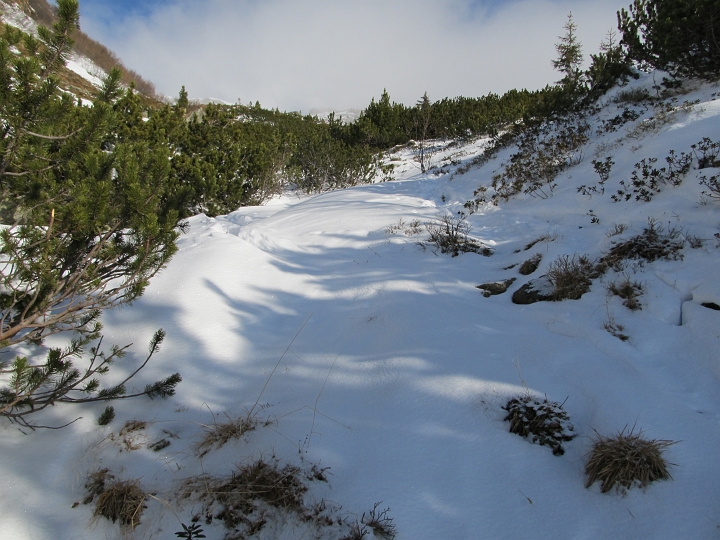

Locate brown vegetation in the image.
[25,0,157,96]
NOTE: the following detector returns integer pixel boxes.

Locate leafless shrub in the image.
[195,413,257,457]
[342,521,369,540]
[424,213,492,257]
[585,427,676,493]
[503,395,576,456]
[685,233,704,249]
[106,420,148,451]
[603,315,629,341]
[606,223,628,237]
[546,254,598,301]
[700,174,720,200]
[519,253,542,275]
[385,218,422,236]
[404,219,423,235]
[84,468,113,505]
[385,218,405,235]
[608,275,644,310]
[362,502,397,539]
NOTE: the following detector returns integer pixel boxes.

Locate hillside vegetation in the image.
[1,0,720,539]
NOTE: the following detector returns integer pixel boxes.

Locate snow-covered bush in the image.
[503,395,576,455]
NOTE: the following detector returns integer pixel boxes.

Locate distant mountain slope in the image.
[0,0,158,100]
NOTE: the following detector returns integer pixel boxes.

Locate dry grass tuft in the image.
[195,414,257,457]
[603,315,629,341]
[83,468,112,505]
[524,232,558,251]
[503,395,576,455]
[86,472,147,529]
[585,427,676,493]
[183,458,311,534]
[608,275,644,310]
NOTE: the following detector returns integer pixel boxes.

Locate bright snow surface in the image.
[2,72,720,539]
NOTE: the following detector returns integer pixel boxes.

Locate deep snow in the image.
[2,72,720,539]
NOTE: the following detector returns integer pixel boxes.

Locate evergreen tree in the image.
[618,0,720,79]
[586,30,636,100]
[553,13,585,96]
[414,92,433,173]
[177,85,189,110]
[0,0,181,426]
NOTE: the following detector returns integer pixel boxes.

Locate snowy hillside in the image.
[0,0,107,91]
[2,71,720,540]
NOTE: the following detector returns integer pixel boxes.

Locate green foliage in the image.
[98,405,115,425]
[0,1,181,347]
[553,12,584,95]
[618,0,720,79]
[0,329,181,428]
[175,523,206,539]
[586,31,636,100]
[289,113,380,193]
[613,149,692,202]
[0,0,181,427]
[491,114,590,200]
[348,86,567,157]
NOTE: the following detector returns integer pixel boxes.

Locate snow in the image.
[2,72,720,539]
[0,1,107,90]
[65,53,106,88]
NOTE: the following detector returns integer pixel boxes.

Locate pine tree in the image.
[618,0,720,79]
[586,30,636,99]
[553,13,585,95]
[415,92,433,173]
[0,0,181,427]
[177,85,189,110]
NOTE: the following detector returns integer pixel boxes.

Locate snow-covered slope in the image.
[2,72,720,540]
[0,0,108,94]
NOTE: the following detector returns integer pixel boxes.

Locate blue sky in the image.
[74,0,624,111]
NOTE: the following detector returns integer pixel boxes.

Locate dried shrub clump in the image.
[599,219,685,271]
[182,458,333,538]
[84,469,147,528]
[503,395,576,455]
[546,254,598,301]
[585,428,676,493]
[608,275,644,310]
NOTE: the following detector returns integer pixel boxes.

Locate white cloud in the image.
[81,0,622,111]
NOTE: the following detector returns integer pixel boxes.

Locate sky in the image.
[74,0,624,112]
